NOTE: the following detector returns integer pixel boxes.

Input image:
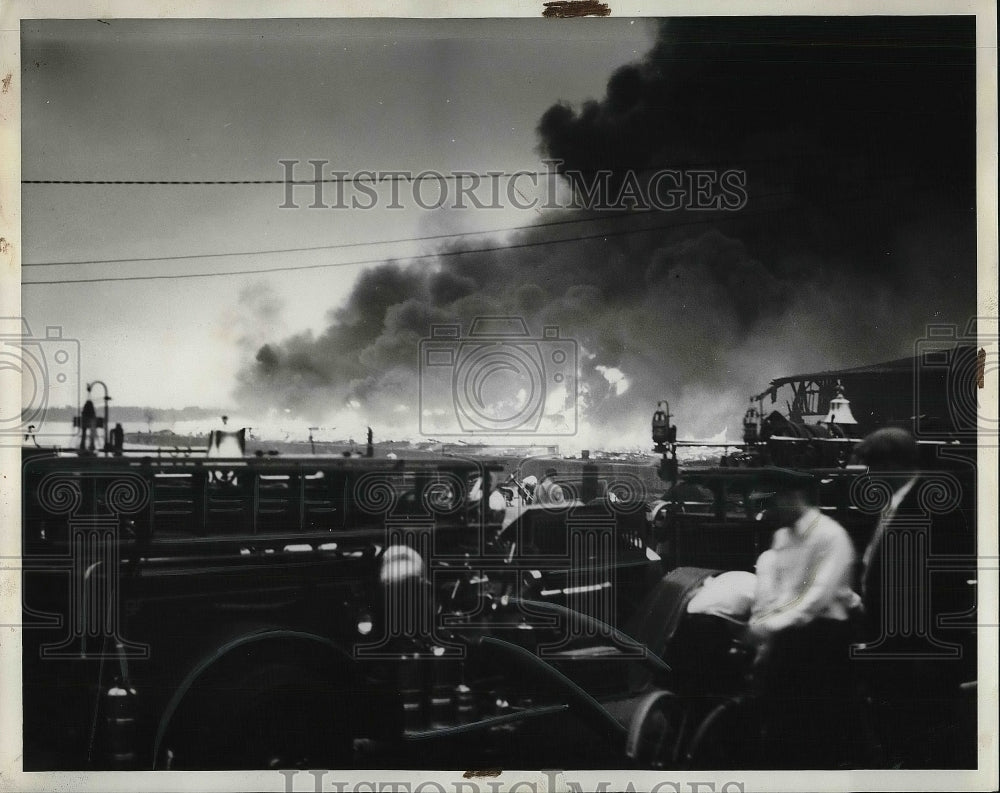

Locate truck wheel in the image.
[683,696,759,770]
[160,661,355,770]
[625,690,684,769]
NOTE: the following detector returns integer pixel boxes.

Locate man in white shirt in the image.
[749,488,860,641]
[747,473,861,767]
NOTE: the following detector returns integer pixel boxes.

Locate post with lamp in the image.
[86,381,111,456]
[652,400,678,484]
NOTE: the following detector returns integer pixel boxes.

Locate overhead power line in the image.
[18,201,796,286]
[23,191,793,269]
[21,171,553,186]
[20,153,939,187]
[21,208,663,268]
[21,171,953,285]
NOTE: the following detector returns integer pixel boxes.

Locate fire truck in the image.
[20,448,661,770]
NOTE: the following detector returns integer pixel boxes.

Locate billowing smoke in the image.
[233,281,286,351]
[235,18,975,448]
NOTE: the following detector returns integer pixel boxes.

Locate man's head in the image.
[544,467,558,481]
[773,486,812,526]
[756,469,815,526]
[851,427,919,472]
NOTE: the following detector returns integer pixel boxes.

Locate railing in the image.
[24,456,503,544]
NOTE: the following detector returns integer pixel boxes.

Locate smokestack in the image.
[581,460,599,503]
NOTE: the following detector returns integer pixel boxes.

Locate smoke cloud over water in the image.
[235,18,975,448]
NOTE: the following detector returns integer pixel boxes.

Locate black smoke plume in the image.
[236,17,975,446]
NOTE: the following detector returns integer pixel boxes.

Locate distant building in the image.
[440,443,560,457]
[753,346,977,439]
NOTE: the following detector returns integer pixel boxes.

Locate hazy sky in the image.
[21,18,657,409]
[20,17,978,448]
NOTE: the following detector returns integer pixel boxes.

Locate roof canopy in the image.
[754,345,976,401]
